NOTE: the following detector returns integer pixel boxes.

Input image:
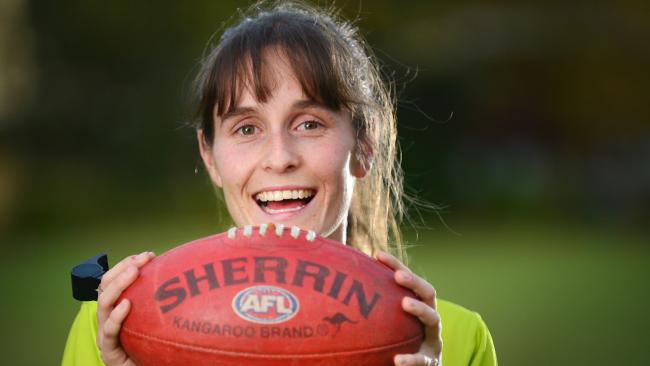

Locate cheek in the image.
[212,145,248,191]
[308,140,355,187]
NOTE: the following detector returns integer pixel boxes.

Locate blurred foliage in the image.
[0,0,648,365]
[1,0,648,235]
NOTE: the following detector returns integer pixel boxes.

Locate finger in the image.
[395,270,437,309]
[376,251,410,273]
[97,266,139,329]
[377,252,437,309]
[394,353,439,366]
[402,297,442,335]
[402,297,443,356]
[100,299,134,366]
[100,251,155,288]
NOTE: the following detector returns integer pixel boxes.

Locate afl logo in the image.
[232,285,299,324]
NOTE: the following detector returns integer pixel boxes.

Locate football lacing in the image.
[226,225,317,242]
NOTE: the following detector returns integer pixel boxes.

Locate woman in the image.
[62,2,497,365]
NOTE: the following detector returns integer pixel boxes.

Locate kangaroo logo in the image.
[323,312,358,335]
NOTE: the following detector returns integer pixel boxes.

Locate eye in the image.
[297,120,322,131]
[236,124,257,136]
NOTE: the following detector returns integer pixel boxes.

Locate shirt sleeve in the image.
[469,312,498,366]
[61,301,106,366]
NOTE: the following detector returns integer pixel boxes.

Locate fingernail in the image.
[394,355,405,365]
[148,251,155,257]
[130,255,137,261]
[401,271,412,281]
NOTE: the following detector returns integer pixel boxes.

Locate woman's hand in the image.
[96,251,155,366]
[376,252,443,366]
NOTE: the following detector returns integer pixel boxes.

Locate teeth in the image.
[256,189,314,202]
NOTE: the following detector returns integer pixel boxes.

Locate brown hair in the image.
[194,1,407,259]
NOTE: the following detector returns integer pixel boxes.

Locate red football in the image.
[119,224,423,366]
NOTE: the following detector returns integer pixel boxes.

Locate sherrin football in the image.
[119,224,424,366]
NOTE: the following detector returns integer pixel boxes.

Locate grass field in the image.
[2,216,648,365]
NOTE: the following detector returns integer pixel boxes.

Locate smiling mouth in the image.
[254,189,316,214]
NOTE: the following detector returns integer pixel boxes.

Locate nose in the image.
[261,130,300,173]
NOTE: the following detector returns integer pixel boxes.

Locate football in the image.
[119,224,423,366]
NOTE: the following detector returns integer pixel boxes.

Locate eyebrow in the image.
[292,99,330,111]
[220,100,333,123]
[220,106,256,122]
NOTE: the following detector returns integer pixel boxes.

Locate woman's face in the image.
[198,55,367,243]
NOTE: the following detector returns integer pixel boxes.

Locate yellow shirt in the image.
[62,299,496,366]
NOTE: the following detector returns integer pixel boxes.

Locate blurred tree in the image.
[2,0,648,235]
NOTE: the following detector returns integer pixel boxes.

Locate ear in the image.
[197,130,223,187]
[351,138,373,178]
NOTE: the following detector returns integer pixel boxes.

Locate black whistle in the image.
[70,253,109,301]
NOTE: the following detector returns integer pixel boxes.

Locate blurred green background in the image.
[1,0,649,365]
